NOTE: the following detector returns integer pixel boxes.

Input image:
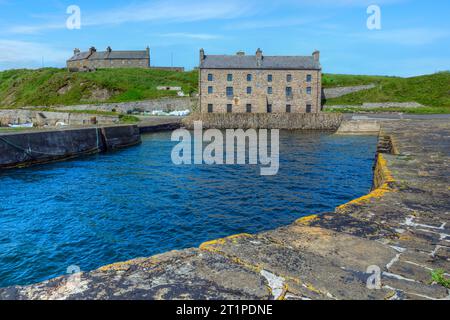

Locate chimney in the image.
[312,50,320,62]
[106,46,112,53]
[146,46,150,57]
[199,48,205,64]
[73,48,80,55]
[256,48,263,67]
[236,51,245,56]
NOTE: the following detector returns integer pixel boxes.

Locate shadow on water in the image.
[0,130,377,287]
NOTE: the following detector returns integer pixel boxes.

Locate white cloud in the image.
[0,39,67,64]
[6,0,255,34]
[85,0,253,26]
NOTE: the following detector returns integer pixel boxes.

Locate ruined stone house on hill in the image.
[199,48,322,113]
[66,46,184,72]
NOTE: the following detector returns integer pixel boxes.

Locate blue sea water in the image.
[0,131,377,288]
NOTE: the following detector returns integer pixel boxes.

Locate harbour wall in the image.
[182,113,344,130]
[0,109,119,127]
[0,125,141,169]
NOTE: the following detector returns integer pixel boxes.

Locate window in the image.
[227,104,233,113]
[226,87,234,97]
[267,104,272,113]
[208,74,213,81]
[227,74,233,81]
[207,104,213,113]
[287,74,292,82]
[286,87,293,97]
[208,86,213,94]
[267,87,273,94]
[306,74,312,82]
[247,74,252,81]
[247,87,252,94]
[286,105,291,113]
[306,87,312,95]
[306,104,312,113]
[246,104,252,113]
[268,74,273,82]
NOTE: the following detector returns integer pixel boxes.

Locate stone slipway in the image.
[0,119,449,300]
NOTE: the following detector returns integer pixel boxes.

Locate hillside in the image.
[322,72,450,112]
[0,68,448,113]
[0,68,198,108]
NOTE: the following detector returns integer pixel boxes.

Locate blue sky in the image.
[0,0,449,76]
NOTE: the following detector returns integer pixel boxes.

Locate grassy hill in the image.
[322,72,450,113]
[0,68,198,108]
[0,68,448,113]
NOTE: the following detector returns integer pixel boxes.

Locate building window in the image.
[267,104,272,113]
[246,104,252,113]
[306,104,312,113]
[247,87,252,94]
[226,87,234,97]
[268,74,273,82]
[286,105,291,113]
[287,74,292,82]
[207,104,213,113]
[267,87,273,94]
[306,74,312,82]
[306,87,312,94]
[286,87,293,97]
[247,74,252,81]
[227,104,233,113]
[208,74,213,81]
[227,74,233,81]
[208,86,213,94]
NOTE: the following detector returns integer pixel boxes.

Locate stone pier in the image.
[0,119,449,300]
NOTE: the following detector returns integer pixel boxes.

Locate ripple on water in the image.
[0,131,377,287]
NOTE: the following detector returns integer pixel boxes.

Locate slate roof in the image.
[68,50,148,62]
[200,55,320,70]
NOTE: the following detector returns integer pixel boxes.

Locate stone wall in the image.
[0,110,119,127]
[182,113,343,130]
[200,69,322,114]
[322,84,376,99]
[324,102,424,110]
[67,59,150,71]
[0,125,140,169]
[54,97,198,114]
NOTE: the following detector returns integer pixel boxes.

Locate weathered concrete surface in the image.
[1,119,449,300]
[0,125,140,169]
[183,113,343,130]
[336,120,381,135]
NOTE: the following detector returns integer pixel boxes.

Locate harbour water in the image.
[0,131,377,288]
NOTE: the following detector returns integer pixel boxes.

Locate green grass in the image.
[431,269,450,289]
[0,68,448,114]
[323,71,450,110]
[0,68,198,108]
[118,114,140,123]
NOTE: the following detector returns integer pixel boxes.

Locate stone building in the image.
[67,46,150,71]
[199,48,322,113]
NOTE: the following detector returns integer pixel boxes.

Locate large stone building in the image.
[67,46,185,72]
[67,47,150,71]
[199,48,322,113]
